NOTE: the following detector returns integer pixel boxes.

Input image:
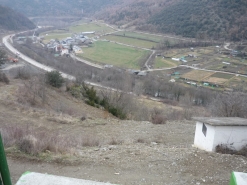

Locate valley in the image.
[1,1,247,185]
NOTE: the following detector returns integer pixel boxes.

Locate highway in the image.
[2,33,130,94]
[3,34,75,80]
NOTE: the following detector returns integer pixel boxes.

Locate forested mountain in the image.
[98,0,247,41]
[149,0,247,41]
[0,5,35,30]
[1,0,246,41]
[0,0,119,17]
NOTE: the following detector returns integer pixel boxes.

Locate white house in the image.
[193,117,247,152]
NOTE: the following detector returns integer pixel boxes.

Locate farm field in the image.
[42,33,72,43]
[115,31,162,43]
[101,35,157,49]
[78,41,151,69]
[210,72,234,79]
[205,77,229,85]
[154,56,179,68]
[69,23,115,34]
[181,70,215,81]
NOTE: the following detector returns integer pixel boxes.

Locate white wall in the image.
[194,122,216,152]
[213,126,247,151]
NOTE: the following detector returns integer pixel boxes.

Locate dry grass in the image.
[216,144,247,158]
[181,70,215,81]
[204,77,228,84]
[0,124,101,156]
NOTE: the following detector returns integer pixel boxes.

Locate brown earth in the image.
[1,78,247,185]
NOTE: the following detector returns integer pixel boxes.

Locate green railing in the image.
[0,133,12,185]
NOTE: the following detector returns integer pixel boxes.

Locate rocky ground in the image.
[0,75,247,185]
[7,120,247,185]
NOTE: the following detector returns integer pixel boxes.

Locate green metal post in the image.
[0,133,12,185]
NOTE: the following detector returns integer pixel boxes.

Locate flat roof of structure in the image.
[193,117,247,126]
[16,172,116,185]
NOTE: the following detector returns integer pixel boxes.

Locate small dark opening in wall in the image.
[202,123,207,137]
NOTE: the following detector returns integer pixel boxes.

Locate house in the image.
[104,64,113,68]
[193,117,247,152]
[61,49,69,56]
[73,46,83,54]
[171,72,180,76]
[172,58,180,61]
[128,69,140,75]
[137,71,147,76]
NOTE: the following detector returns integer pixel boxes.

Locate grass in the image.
[69,23,114,34]
[78,41,151,69]
[210,72,234,79]
[115,31,162,43]
[154,57,179,68]
[101,35,157,49]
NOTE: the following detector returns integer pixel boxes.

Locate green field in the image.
[114,31,183,46]
[210,72,234,79]
[69,23,114,34]
[154,57,179,68]
[78,41,151,69]
[115,31,162,43]
[102,35,157,49]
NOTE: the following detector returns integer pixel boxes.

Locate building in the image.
[230,172,247,185]
[73,46,83,54]
[193,117,247,152]
[16,172,115,185]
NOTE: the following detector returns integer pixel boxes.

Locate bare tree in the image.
[209,92,247,118]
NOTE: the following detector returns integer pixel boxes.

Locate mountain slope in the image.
[0,5,35,30]
[149,0,247,41]
[98,0,247,41]
[0,0,120,17]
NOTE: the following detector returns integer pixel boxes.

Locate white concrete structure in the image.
[193,117,247,152]
[16,172,116,185]
[230,172,247,185]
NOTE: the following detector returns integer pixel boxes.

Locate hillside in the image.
[0,0,120,17]
[1,0,246,41]
[1,77,247,185]
[0,5,35,31]
[98,0,247,41]
[149,0,247,41]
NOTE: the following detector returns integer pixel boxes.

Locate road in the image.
[224,43,231,51]
[3,35,75,80]
[145,50,155,70]
[2,33,131,94]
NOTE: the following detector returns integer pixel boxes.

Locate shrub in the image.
[18,135,37,154]
[45,71,64,88]
[15,68,31,80]
[216,144,247,158]
[0,72,9,84]
[151,108,167,124]
[69,85,82,99]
